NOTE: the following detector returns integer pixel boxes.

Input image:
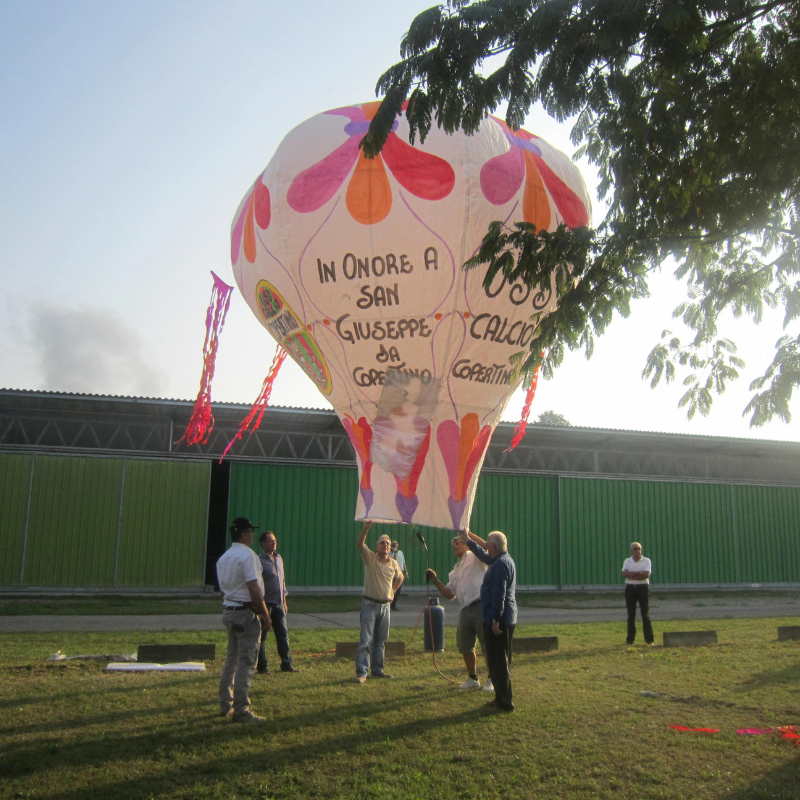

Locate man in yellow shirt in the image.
[355,521,404,683]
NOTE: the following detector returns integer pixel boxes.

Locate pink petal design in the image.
[531,153,589,228]
[230,191,252,264]
[382,133,455,200]
[437,420,462,499]
[481,147,525,205]
[287,136,361,214]
[324,106,365,122]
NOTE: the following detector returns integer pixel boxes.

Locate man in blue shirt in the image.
[459,528,517,712]
[256,531,298,674]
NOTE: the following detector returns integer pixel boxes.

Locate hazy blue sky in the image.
[1,0,796,441]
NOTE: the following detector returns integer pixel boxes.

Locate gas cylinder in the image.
[423,596,445,652]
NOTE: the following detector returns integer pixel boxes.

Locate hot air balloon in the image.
[230,101,590,530]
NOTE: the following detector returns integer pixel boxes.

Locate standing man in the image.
[389,540,409,610]
[257,531,298,674]
[355,521,404,683]
[216,517,271,724]
[459,528,517,712]
[622,541,654,645]
[426,533,492,691]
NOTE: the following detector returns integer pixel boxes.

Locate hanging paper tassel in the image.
[219,346,287,461]
[505,363,541,452]
[177,271,234,446]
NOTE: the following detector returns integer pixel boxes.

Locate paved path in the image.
[3,594,800,632]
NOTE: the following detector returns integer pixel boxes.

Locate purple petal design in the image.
[360,487,374,516]
[395,493,419,523]
[448,496,468,530]
[480,147,525,206]
[287,135,361,213]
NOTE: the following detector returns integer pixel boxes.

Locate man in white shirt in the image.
[389,540,409,610]
[426,533,492,691]
[621,541,654,645]
[216,517,271,723]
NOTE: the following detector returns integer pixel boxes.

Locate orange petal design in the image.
[347,151,392,225]
[456,413,480,500]
[522,150,551,231]
[361,101,382,121]
[243,195,257,263]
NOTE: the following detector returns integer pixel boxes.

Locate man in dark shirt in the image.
[459,528,517,712]
[256,531,298,674]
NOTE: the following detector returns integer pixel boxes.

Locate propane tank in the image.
[423,596,445,652]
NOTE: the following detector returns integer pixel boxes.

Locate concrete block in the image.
[662,631,717,648]
[778,626,800,641]
[335,641,405,658]
[514,636,559,653]
[137,644,216,663]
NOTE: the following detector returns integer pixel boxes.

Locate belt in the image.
[223,604,253,611]
[363,595,391,605]
[468,598,482,607]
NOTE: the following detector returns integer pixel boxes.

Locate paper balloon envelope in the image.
[231,101,591,530]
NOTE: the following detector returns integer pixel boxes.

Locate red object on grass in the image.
[176,272,233,447]
[669,724,720,733]
[219,346,288,461]
[505,363,541,451]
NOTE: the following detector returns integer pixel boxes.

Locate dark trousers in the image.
[484,622,515,709]
[625,584,654,644]
[390,583,402,609]
[257,603,292,671]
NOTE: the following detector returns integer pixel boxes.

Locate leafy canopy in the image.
[364,0,800,426]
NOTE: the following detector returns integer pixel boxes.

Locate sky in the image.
[1,0,797,443]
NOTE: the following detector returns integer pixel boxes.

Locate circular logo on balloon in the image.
[256,280,332,395]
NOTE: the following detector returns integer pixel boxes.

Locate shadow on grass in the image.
[736,661,800,690]
[717,754,800,800]
[2,684,493,799]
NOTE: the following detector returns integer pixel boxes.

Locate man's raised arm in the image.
[357,520,373,550]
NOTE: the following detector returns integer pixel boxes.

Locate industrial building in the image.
[2,387,799,592]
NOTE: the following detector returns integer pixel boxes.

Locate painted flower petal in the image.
[287,135,361,214]
[254,177,271,229]
[382,133,455,201]
[347,150,392,225]
[325,105,366,122]
[522,151,552,231]
[462,424,493,500]
[532,153,589,228]
[397,424,431,496]
[242,195,257,263]
[456,413,481,500]
[481,147,525,205]
[436,420,461,498]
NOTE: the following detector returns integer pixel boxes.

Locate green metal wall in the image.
[228,463,800,588]
[0,453,33,585]
[0,453,210,587]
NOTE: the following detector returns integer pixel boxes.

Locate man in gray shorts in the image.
[426,532,492,691]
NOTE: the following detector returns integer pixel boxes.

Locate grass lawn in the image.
[2,618,800,799]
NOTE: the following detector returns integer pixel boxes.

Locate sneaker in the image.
[458,678,481,690]
[482,679,494,693]
[232,711,266,724]
[371,672,393,678]
[354,675,367,683]
[280,664,299,673]
[257,667,270,675]
[219,707,233,718]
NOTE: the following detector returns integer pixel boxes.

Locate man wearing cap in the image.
[426,533,492,691]
[256,530,298,674]
[622,542,654,645]
[458,528,517,712]
[216,517,271,724]
[355,521,404,683]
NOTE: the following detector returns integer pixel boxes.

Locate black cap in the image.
[230,517,258,533]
